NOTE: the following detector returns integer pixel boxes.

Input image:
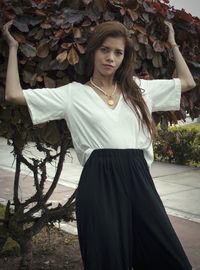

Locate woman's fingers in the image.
[2,20,13,33]
[164,20,176,45]
[2,20,18,47]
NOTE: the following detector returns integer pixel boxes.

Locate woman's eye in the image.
[116,51,123,56]
[100,47,108,52]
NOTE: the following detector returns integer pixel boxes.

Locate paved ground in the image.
[0,137,200,269]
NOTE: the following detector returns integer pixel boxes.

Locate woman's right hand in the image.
[2,20,19,48]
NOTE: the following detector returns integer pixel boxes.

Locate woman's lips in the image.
[103,64,114,69]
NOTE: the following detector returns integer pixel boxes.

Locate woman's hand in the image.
[164,21,176,46]
[2,20,19,48]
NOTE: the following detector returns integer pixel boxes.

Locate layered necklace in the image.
[90,78,117,106]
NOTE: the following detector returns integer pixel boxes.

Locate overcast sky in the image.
[169,0,200,18]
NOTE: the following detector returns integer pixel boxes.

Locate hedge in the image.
[153,125,200,167]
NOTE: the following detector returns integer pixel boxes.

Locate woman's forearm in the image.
[172,44,196,93]
[5,46,26,104]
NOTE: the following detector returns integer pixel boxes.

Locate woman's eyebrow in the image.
[101,44,124,52]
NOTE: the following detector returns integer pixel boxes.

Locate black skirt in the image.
[75,149,192,270]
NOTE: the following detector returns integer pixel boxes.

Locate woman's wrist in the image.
[170,43,179,49]
[9,44,18,50]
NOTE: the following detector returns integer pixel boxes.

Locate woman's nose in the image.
[107,52,115,62]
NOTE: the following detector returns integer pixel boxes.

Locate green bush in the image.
[153,125,200,167]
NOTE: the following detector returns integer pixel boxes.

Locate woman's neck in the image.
[91,74,115,88]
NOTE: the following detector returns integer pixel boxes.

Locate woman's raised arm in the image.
[2,21,26,105]
[165,21,196,93]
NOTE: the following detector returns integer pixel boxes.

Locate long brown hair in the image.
[85,21,155,137]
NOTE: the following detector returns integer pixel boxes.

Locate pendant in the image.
[108,98,114,106]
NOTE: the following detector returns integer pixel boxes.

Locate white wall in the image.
[169,0,200,18]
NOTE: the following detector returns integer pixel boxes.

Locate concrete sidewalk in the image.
[0,137,200,269]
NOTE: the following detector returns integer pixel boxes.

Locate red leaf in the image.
[175,10,194,23]
[152,2,166,17]
[12,33,26,43]
[61,43,72,49]
[55,29,64,38]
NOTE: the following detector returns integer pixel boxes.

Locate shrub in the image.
[153,126,200,167]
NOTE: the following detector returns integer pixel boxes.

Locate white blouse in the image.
[23,78,181,167]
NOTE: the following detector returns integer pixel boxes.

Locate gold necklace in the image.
[90,78,117,106]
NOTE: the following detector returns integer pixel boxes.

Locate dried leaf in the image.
[44,76,56,88]
[152,53,163,68]
[56,51,68,63]
[37,75,43,82]
[35,10,47,16]
[127,9,138,21]
[12,33,26,43]
[133,24,146,35]
[76,43,86,54]
[40,22,52,29]
[37,42,49,58]
[73,27,82,38]
[67,46,79,65]
[30,73,38,87]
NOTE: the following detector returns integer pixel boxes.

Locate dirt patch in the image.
[0,226,83,270]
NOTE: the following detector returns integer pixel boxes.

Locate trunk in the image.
[18,238,33,270]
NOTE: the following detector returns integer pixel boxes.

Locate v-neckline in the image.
[83,83,123,111]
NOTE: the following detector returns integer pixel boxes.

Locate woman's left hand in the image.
[164,21,176,45]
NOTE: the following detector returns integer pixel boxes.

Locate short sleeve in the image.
[136,78,181,112]
[23,83,72,125]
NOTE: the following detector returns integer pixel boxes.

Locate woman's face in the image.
[93,36,125,78]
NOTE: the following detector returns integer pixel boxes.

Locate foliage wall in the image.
[0,0,200,148]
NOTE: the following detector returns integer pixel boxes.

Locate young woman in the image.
[3,20,196,270]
